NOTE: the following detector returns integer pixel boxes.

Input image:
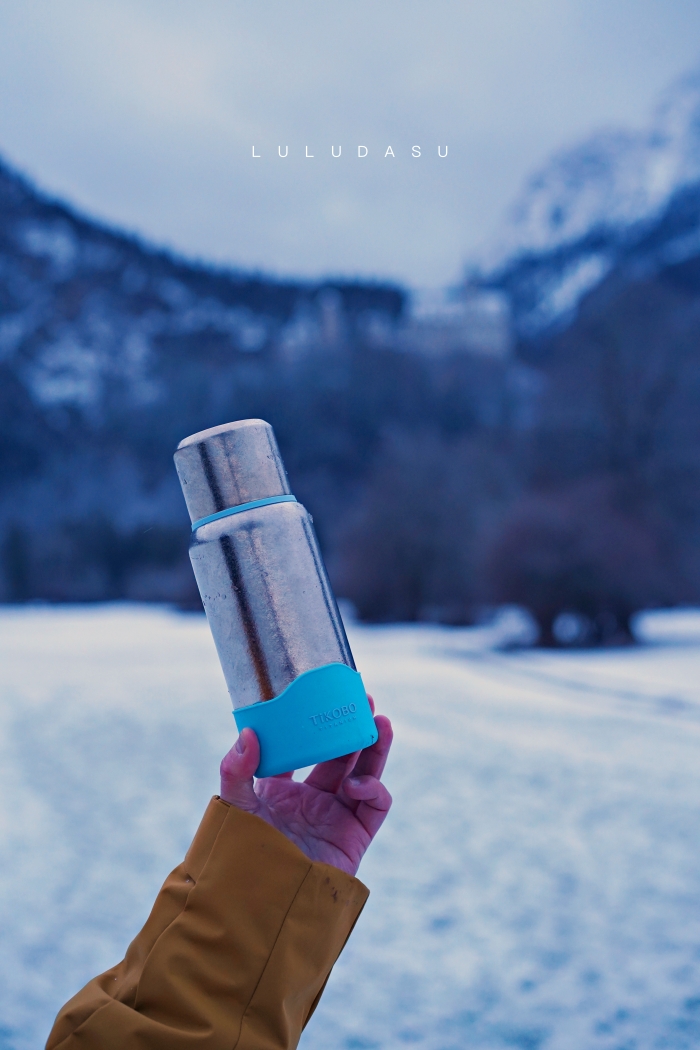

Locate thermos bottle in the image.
[174,418,377,776]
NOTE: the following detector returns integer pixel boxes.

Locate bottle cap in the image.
[174,419,291,525]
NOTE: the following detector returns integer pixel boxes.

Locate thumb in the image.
[219,727,261,812]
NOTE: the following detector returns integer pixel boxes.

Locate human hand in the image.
[220,697,392,876]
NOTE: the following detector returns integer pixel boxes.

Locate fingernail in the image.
[347,776,361,787]
[235,735,246,755]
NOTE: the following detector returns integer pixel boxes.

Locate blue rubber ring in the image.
[233,663,378,778]
[191,495,297,531]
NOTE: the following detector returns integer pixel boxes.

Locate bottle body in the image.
[189,498,354,709]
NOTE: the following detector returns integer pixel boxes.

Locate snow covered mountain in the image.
[2,135,699,625]
[0,157,408,603]
[0,159,404,415]
[483,69,700,337]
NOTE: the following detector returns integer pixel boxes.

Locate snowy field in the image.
[2,606,700,1050]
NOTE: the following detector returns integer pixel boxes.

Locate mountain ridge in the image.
[2,124,700,641]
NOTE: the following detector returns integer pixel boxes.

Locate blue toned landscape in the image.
[1,604,700,1049]
[3,9,700,1048]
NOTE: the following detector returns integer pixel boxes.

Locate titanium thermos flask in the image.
[174,419,378,776]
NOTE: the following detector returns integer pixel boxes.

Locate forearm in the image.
[47,798,369,1050]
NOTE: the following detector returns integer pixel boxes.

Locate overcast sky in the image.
[0,1,699,287]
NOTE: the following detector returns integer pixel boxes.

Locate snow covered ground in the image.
[2,604,700,1050]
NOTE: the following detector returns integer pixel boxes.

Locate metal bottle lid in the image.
[174,419,291,525]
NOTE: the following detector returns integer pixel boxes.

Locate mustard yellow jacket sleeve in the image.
[46,797,369,1050]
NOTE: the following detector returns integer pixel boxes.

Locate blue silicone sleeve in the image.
[233,662,378,778]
